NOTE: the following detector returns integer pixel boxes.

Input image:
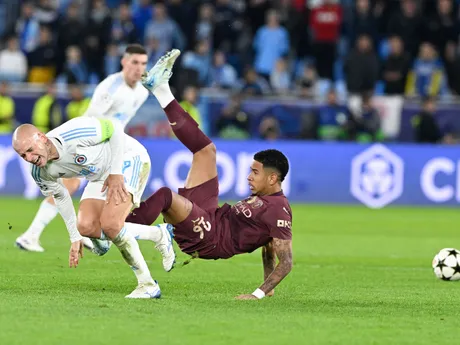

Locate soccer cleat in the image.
[81,237,95,251]
[15,236,45,252]
[155,223,176,272]
[90,239,112,256]
[125,281,161,299]
[141,49,181,92]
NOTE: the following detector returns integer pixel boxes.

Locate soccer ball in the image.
[432,248,460,281]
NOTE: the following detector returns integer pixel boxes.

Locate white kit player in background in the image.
[15,44,169,253]
[12,116,175,298]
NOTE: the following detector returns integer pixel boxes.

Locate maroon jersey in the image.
[212,191,292,259]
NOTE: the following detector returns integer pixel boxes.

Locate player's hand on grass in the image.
[235,294,259,300]
[102,174,129,205]
[69,240,83,268]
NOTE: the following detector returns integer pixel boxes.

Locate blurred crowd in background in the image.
[0,0,459,143]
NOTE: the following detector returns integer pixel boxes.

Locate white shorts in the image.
[80,151,151,208]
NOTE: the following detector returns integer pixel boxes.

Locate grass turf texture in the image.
[0,197,459,345]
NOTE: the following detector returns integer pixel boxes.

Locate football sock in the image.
[23,199,58,239]
[111,226,154,285]
[125,222,163,242]
[126,187,172,226]
[154,84,212,154]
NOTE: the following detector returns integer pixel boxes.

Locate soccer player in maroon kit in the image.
[127,50,293,300]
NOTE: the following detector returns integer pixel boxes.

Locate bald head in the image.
[13,124,51,168]
[12,124,41,148]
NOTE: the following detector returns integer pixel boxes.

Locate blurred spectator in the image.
[27,25,57,83]
[110,3,139,53]
[296,64,318,98]
[131,0,153,40]
[0,82,15,134]
[387,0,422,59]
[274,0,303,53]
[168,0,196,50]
[83,0,112,81]
[253,10,289,80]
[405,42,447,97]
[56,2,85,74]
[349,0,379,48]
[208,50,238,89]
[216,93,250,139]
[240,67,265,96]
[344,35,379,99]
[346,93,382,142]
[66,84,90,120]
[381,36,410,95]
[314,89,350,141]
[144,2,185,54]
[411,96,442,143]
[104,43,121,77]
[0,36,28,82]
[32,83,62,133]
[182,40,212,86]
[34,0,59,26]
[422,0,457,58]
[259,115,280,140]
[309,0,342,80]
[444,41,460,95]
[213,0,242,53]
[11,2,40,53]
[194,3,214,48]
[58,46,88,85]
[270,58,291,95]
[145,37,162,70]
[179,85,202,127]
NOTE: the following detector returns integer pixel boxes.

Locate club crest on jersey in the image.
[246,196,264,209]
[74,154,87,165]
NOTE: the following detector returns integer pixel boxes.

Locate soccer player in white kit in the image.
[12,114,175,298]
[15,44,168,253]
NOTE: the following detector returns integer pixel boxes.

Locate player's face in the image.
[122,53,148,83]
[14,134,49,167]
[247,160,272,196]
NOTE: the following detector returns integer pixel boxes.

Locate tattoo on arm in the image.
[262,241,276,280]
[260,238,293,294]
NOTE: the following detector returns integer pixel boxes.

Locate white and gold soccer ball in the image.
[432,248,460,281]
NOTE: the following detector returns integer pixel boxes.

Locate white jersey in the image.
[84,72,149,129]
[31,116,147,242]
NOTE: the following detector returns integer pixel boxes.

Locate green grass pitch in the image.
[1,197,460,345]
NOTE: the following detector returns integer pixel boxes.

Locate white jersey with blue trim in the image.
[84,72,149,129]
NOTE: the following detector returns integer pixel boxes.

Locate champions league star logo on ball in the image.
[350,144,404,209]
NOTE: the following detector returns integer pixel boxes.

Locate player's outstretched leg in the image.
[142,49,217,189]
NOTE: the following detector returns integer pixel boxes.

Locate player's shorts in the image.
[173,177,222,259]
[81,151,151,208]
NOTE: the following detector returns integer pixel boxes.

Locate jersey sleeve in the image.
[55,117,125,174]
[30,165,82,242]
[84,81,115,117]
[262,204,292,240]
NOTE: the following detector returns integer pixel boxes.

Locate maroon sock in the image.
[164,100,212,153]
[126,187,172,225]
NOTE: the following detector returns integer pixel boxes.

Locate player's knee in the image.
[77,218,100,237]
[196,143,216,159]
[100,216,124,239]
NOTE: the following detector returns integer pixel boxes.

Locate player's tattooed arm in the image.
[262,241,276,296]
[259,238,293,294]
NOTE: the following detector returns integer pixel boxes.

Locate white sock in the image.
[111,226,154,285]
[23,199,58,239]
[153,84,174,108]
[125,222,163,242]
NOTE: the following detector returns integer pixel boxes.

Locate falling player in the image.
[15,44,170,253]
[12,115,175,298]
[126,50,293,300]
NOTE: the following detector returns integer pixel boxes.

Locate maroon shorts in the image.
[174,177,220,258]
